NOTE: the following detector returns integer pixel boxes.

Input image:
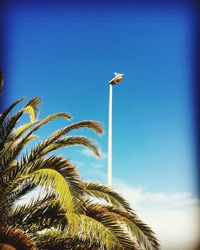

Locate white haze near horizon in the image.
[113,178,199,250]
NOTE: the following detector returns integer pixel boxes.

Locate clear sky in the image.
[3,1,199,249]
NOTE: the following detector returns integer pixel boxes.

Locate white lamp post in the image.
[108,72,124,187]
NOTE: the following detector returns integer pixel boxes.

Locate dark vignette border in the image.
[0,0,199,248]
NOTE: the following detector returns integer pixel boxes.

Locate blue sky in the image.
[3,2,200,248]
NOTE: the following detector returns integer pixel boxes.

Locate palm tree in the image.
[0,93,160,250]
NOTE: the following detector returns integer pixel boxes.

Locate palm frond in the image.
[103,205,160,250]
[19,121,102,166]
[77,200,139,250]
[22,97,41,122]
[41,136,100,158]
[49,120,104,140]
[0,227,37,250]
[0,97,24,125]
[30,168,75,218]
[0,111,24,149]
[23,134,38,144]
[10,194,67,232]
[14,120,40,138]
[37,229,100,250]
[21,112,71,143]
[83,182,134,213]
[26,155,82,199]
[0,140,26,175]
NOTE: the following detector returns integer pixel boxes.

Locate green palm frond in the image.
[10,194,67,232]
[22,134,38,144]
[4,166,76,222]
[77,200,139,250]
[14,121,40,138]
[21,112,71,143]
[38,112,72,125]
[4,155,82,207]
[0,97,24,125]
[0,140,26,174]
[41,136,100,158]
[31,168,75,217]
[49,120,104,140]
[27,155,82,199]
[103,205,160,250]
[0,112,73,174]
[22,97,41,122]
[0,111,24,149]
[37,229,100,250]
[18,124,101,170]
[83,182,134,213]
[83,183,160,249]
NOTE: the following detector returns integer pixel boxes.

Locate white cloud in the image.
[81,148,94,157]
[91,162,106,169]
[113,178,200,250]
[100,151,107,160]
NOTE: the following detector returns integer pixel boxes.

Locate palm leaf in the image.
[41,136,100,158]
[103,205,160,250]
[77,200,139,250]
[27,155,82,199]
[0,139,26,174]
[37,229,100,250]
[14,120,40,138]
[10,194,67,232]
[21,97,41,122]
[0,97,24,125]
[30,168,75,218]
[49,120,104,140]
[0,111,24,149]
[0,227,37,250]
[83,182,134,213]
[21,112,72,143]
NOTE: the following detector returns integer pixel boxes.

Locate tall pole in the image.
[108,83,113,186]
[107,72,123,187]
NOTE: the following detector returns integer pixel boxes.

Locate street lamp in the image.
[108,72,124,187]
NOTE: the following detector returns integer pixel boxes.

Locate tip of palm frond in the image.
[83,120,104,136]
[55,112,72,120]
[25,97,41,106]
[41,113,72,125]
[22,97,41,122]
[25,134,38,143]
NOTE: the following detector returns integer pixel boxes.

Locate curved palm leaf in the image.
[9,194,67,233]
[37,229,100,250]
[102,205,160,250]
[20,112,72,146]
[49,120,104,140]
[22,97,41,122]
[83,182,134,213]
[41,136,100,158]
[0,97,24,125]
[31,169,75,215]
[14,121,40,139]
[77,200,139,250]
